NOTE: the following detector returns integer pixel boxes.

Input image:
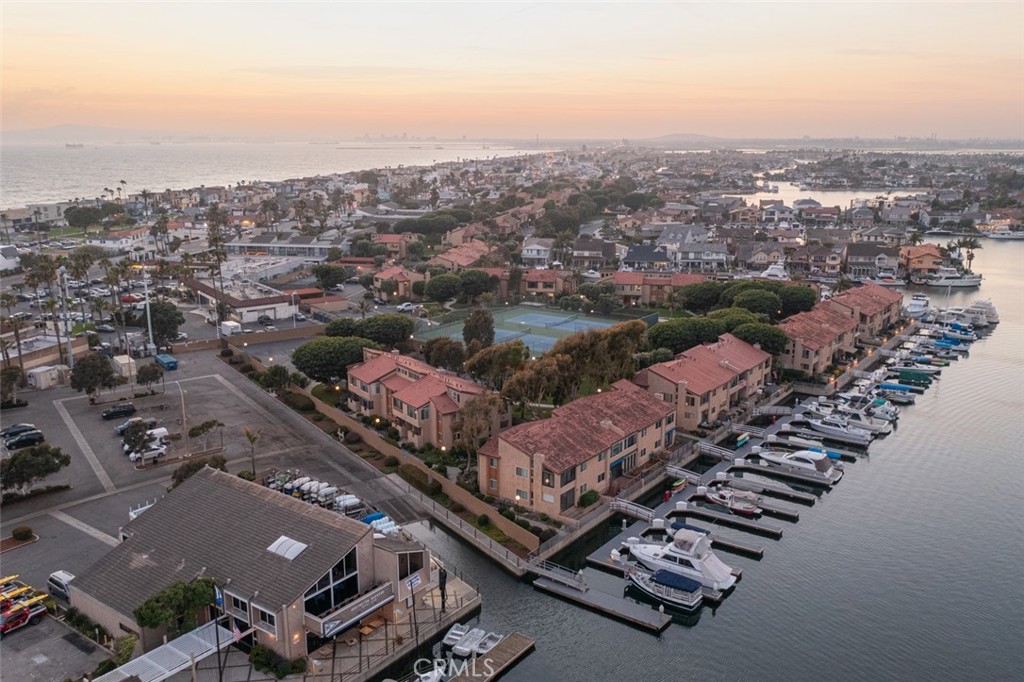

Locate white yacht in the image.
[834,407,892,435]
[804,415,873,446]
[904,294,931,319]
[745,447,844,483]
[866,269,904,287]
[887,358,942,375]
[623,529,737,591]
[988,227,1024,240]
[965,299,999,325]
[922,267,982,288]
[758,261,791,281]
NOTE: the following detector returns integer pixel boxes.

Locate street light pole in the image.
[292,293,297,329]
[177,381,189,453]
[143,275,155,355]
[58,266,75,368]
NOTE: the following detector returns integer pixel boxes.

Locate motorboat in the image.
[758,261,791,281]
[452,628,486,657]
[903,294,931,319]
[804,415,873,446]
[702,485,763,517]
[626,566,703,612]
[875,388,916,405]
[920,267,982,288]
[746,446,845,483]
[475,632,503,655]
[988,227,1024,240]
[887,359,942,375]
[622,529,737,591]
[442,623,468,647]
[581,269,602,281]
[417,669,445,682]
[837,392,900,420]
[965,299,999,325]
[765,433,843,459]
[865,269,904,287]
[835,408,892,435]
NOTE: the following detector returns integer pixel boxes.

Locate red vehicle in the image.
[121,294,139,303]
[0,595,48,638]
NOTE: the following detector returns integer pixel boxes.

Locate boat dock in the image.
[532,577,672,632]
[449,632,536,682]
[667,502,784,538]
[729,459,838,487]
[718,476,818,505]
[776,427,867,456]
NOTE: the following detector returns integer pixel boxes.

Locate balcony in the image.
[304,582,395,639]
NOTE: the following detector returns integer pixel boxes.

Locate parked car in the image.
[4,430,45,450]
[128,443,168,463]
[95,324,116,333]
[293,312,307,321]
[47,571,75,601]
[395,302,419,312]
[0,423,36,438]
[264,325,278,332]
[101,402,137,420]
[175,332,189,341]
[114,416,158,436]
[257,315,274,325]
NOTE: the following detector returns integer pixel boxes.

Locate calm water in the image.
[406,241,1024,682]
[0,142,546,209]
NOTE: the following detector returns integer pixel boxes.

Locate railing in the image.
[698,441,736,461]
[527,559,588,591]
[304,583,395,638]
[665,466,702,485]
[728,423,767,438]
[752,405,793,417]
[609,498,655,522]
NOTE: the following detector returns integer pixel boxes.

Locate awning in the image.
[94,620,235,682]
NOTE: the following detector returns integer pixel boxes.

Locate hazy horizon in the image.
[3,2,1023,140]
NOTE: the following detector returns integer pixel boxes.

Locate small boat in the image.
[866,269,904,287]
[903,294,931,319]
[887,359,942,375]
[626,567,703,611]
[875,388,916,405]
[623,529,737,591]
[766,433,843,457]
[758,261,790,281]
[805,415,873,446]
[475,632,503,655]
[835,408,892,435]
[987,227,1024,240]
[442,623,468,647]
[581,269,602,281]
[703,485,762,517]
[452,628,486,657]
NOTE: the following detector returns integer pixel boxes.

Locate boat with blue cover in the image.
[626,566,704,611]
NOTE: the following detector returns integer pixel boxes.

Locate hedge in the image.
[281,392,316,412]
[11,526,33,541]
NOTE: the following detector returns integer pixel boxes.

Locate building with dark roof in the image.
[477,383,674,517]
[69,468,432,660]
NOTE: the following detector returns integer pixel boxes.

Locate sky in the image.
[3,1,1023,140]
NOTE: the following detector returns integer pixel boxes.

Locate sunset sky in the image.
[3,1,1022,140]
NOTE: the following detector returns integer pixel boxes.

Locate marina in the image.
[448,632,536,682]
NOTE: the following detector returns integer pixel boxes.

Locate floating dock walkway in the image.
[449,632,536,682]
[667,502,784,538]
[532,577,672,632]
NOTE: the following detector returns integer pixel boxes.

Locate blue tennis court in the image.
[507,312,574,327]
[554,318,615,332]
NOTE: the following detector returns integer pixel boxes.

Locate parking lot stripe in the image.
[49,511,119,547]
[54,399,117,493]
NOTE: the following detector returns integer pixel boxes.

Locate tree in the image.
[148,300,185,347]
[706,307,760,332]
[358,274,375,289]
[133,577,216,637]
[244,428,262,477]
[325,318,360,337]
[956,236,982,272]
[635,347,675,369]
[462,308,495,348]
[360,313,415,346]
[731,322,789,355]
[646,318,725,355]
[356,299,373,319]
[425,274,462,302]
[776,285,818,318]
[170,456,227,489]
[260,365,290,394]
[187,419,224,451]
[423,338,466,371]
[411,280,426,297]
[136,362,164,391]
[64,205,104,229]
[379,278,399,297]
[291,337,381,382]
[732,289,784,319]
[454,393,503,458]
[459,270,494,303]
[679,281,725,314]
[0,293,26,377]
[464,340,530,390]
[1,366,23,404]
[311,264,351,291]
[123,421,156,456]
[0,445,71,494]
[70,352,118,397]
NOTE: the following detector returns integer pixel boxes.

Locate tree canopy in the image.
[679,281,725,314]
[170,457,227,489]
[464,340,530,390]
[731,322,789,355]
[646,318,725,354]
[133,577,217,637]
[705,307,762,332]
[459,270,495,303]
[291,336,381,382]
[732,289,784,319]
[423,338,466,372]
[149,300,185,347]
[462,308,495,348]
[425,274,462,302]
[311,264,351,290]
[0,445,71,494]
[70,352,119,396]
[777,285,819,318]
[359,314,415,347]
[136,362,164,390]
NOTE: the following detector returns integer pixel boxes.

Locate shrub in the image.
[281,392,316,412]
[428,479,442,495]
[539,528,557,542]
[344,431,362,445]
[578,490,600,508]
[238,470,256,481]
[500,509,515,521]
[477,514,490,527]
[530,524,543,536]
[239,363,255,374]
[451,502,464,514]
[93,660,118,676]
[516,518,531,531]
[384,456,399,467]
[483,495,495,504]
[220,348,234,357]
[228,356,243,365]
[11,526,33,541]
[289,372,309,388]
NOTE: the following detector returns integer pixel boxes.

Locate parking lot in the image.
[0,613,110,682]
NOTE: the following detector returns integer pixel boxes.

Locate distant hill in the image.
[647,133,722,142]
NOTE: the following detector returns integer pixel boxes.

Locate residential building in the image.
[225,232,344,261]
[69,468,432,659]
[844,243,900,279]
[899,244,944,276]
[634,333,772,431]
[850,206,876,228]
[622,245,671,271]
[1,245,21,271]
[735,243,785,270]
[824,283,903,337]
[762,204,795,224]
[428,239,492,271]
[477,382,674,518]
[373,266,425,302]
[521,269,575,300]
[520,237,554,268]
[347,349,504,450]
[571,237,616,270]
[777,305,859,377]
[371,232,421,259]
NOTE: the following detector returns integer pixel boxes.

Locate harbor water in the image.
[406,240,1024,682]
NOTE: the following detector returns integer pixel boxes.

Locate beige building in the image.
[347,348,505,450]
[69,468,432,660]
[778,305,859,377]
[824,283,903,337]
[634,333,772,431]
[477,382,674,518]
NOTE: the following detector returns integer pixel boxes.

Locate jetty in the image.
[449,632,536,682]
[532,577,672,632]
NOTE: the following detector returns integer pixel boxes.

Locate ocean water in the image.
[405,241,1024,681]
[0,142,546,209]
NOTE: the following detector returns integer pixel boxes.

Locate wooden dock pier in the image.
[449,632,536,682]
[532,577,672,633]
[668,503,784,538]
[719,476,818,505]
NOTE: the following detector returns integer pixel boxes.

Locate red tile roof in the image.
[828,283,902,317]
[429,393,460,415]
[523,269,564,283]
[382,374,414,393]
[645,334,771,395]
[612,272,644,286]
[348,353,402,384]
[393,376,449,408]
[778,305,858,351]
[669,273,706,287]
[495,386,673,473]
[348,349,486,404]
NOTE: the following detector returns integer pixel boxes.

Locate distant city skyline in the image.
[3,2,1022,140]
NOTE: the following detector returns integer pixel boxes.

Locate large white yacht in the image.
[746,447,845,483]
[965,299,999,325]
[805,415,873,446]
[623,529,737,591]
[758,261,791,281]
[904,293,931,319]
[921,267,982,288]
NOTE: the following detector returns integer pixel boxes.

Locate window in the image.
[560,468,576,487]
[488,458,497,468]
[625,434,637,447]
[641,448,647,457]
[655,439,661,449]
[612,442,623,456]
[489,478,497,490]
[254,607,276,634]
[559,488,576,512]
[580,484,587,494]
[515,467,528,478]
[542,469,555,488]
[398,551,425,580]
[406,405,416,418]
[641,428,648,437]
[515,488,529,500]
[579,461,587,472]
[304,548,359,618]
[419,406,430,420]
[597,473,606,483]
[229,594,248,615]
[666,413,674,424]
[598,451,606,462]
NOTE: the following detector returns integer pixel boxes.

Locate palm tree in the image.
[42,299,67,365]
[0,212,9,245]
[907,231,924,246]
[68,250,95,320]
[356,299,372,319]
[139,188,151,219]
[956,236,982,272]
[0,293,26,377]
[244,428,262,477]
[119,180,128,205]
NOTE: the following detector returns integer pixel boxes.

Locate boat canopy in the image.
[652,570,702,593]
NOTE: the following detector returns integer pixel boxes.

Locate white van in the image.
[47,570,75,601]
[123,427,170,454]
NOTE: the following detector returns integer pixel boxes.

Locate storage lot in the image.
[0,615,110,682]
